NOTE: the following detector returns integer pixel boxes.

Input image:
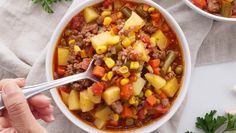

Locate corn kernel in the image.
[150,37,156,47]
[101,10,111,16]
[128,32,136,43]
[103,57,115,68]
[108,36,120,45]
[145,89,153,97]
[107,71,114,80]
[123,72,130,78]
[167,66,172,73]
[119,66,129,74]
[73,45,81,55]
[80,50,88,58]
[117,12,123,19]
[129,96,136,105]
[68,39,76,45]
[148,7,155,13]
[101,73,108,81]
[122,37,132,48]
[95,45,107,54]
[113,114,119,121]
[120,78,129,86]
[130,62,140,70]
[103,17,112,26]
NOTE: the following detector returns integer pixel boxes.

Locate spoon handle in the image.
[0,72,87,110]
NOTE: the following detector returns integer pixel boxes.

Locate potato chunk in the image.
[94,118,106,129]
[95,106,113,121]
[87,87,101,104]
[60,90,69,106]
[152,30,168,51]
[68,90,80,110]
[102,86,120,105]
[80,90,95,112]
[124,11,144,31]
[133,77,146,95]
[57,48,69,66]
[133,41,150,62]
[83,7,99,23]
[145,73,166,92]
[161,77,179,97]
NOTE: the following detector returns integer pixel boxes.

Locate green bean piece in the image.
[126,118,134,126]
[175,65,183,75]
[121,7,132,18]
[61,38,66,46]
[161,51,177,75]
[135,5,149,18]
[221,1,232,17]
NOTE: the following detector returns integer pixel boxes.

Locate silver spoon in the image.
[0,59,99,110]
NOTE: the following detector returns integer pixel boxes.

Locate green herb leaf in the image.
[32,0,71,14]
[224,114,236,131]
[195,110,226,133]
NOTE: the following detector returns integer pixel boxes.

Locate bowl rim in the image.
[183,0,236,22]
[46,0,192,132]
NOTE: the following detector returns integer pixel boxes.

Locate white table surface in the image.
[177,62,236,133]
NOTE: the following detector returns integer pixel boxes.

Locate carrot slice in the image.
[92,66,106,77]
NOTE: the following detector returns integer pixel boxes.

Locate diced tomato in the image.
[141,35,151,44]
[115,77,123,86]
[92,82,105,95]
[121,105,133,118]
[153,67,160,75]
[142,4,150,12]
[149,59,160,68]
[151,12,161,22]
[85,46,94,57]
[129,74,137,82]
[111,25,119,35]
[159,91,167,99]
[192,0,207,9]
[120,84,133,99]
[57,67,66,76]
[103,0,113,8]
[71,15,84,29]
[137,109,145,119]
[156,105,169,114]
[81,58,91,70]
[59,86,71,93]
[146,95,157,106]
[92,66,106,77]
[109,120,118,126]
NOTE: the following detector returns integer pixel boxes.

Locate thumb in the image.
[1,80,45,133]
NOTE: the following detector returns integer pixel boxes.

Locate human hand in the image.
[0,79,54,133]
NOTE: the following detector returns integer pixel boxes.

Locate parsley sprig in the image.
[32,0,71,14]
[187,110,236,133]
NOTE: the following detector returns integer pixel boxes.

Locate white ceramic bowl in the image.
[183,0,236,21]
[46,0,191,132]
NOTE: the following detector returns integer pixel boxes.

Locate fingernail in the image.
[50,115,55,121]
[3,83,19,94]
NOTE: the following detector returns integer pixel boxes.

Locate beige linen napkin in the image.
[0,0,229,132]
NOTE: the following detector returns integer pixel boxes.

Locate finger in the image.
[0,117,11,128]
[38,114,55,123]
[28,94,51,108]
[34,105,54,116]
[15,78,25,88]
[0,79,25,90]
[1,80,40,132]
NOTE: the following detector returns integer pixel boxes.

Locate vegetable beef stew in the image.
[191,0,236,17]
[53,0,184,131]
